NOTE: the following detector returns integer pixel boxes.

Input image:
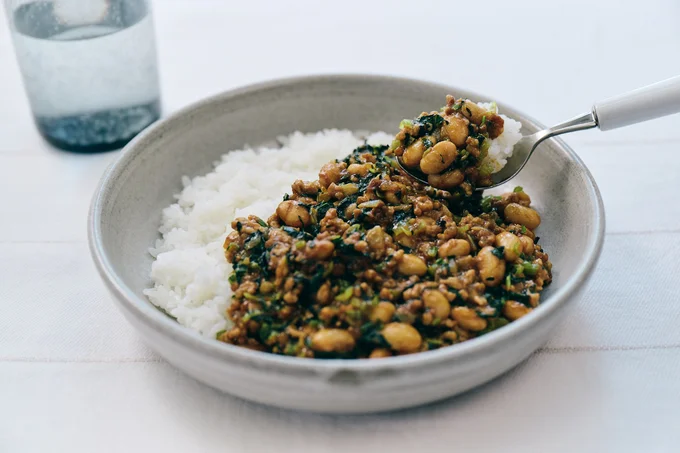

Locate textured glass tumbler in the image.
[5,0,161,152]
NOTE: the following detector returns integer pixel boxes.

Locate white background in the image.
[2,1,680,451]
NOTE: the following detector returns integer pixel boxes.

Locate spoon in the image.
[397,75,680,190]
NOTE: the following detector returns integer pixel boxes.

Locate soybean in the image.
[382,323,422,354]
[276,200,311,227]
[477,246,506,287]
[420,141,457,175]
[504,203,541,230]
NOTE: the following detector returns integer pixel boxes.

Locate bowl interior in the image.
[94,75,602,345]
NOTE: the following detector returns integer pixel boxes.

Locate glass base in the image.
[35,99,161,153]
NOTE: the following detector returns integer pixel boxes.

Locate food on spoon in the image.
[392,96,522,189]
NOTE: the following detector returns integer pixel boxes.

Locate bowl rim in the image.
[88,73,605,373]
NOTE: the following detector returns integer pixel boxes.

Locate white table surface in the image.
[2,0,680,451]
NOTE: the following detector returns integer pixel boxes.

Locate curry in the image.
[219,96,552,358]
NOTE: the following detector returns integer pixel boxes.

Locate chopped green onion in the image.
[346,224,364,234]
[414,219,429,234]
[336,286,354,302]
[483,317,508,333]
[242,309,263,322]
[478,161,495,177]
[523,262,540,277]
[323,261,334,277]
[358,200,382,209]
[399,119,414,129]
[339,183,358,195]
[512,263,524,276]
[393,224,412,237]
[513,186,524,193]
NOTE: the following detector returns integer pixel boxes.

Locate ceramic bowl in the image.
[89,74,605,413]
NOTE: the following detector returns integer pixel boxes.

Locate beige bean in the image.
[515,191,531,206]
[504,203,541,230]
[442,330,458,342]
[259,281,274,294]
[347,163,370,176]
[365,225,386,255]
[381,323,422,354]
[398,254,427,276]
[503,301,532,321]
[451,306,488,331]
[477,246,506,287]
[318,306,338,322]
[519,235,535,256]
[438,238,471,258]
[315,282,331,304]
[370,301,396,324]
[318,161,344,188]
[369,348,392,359]
[276,200,311,227]
[494,231,522,262]
[460,100,488,125]
[427,169,465,189]
[444,116,469,146]
[402,140,425,168]
[423,290,451,319]
[306,239,335,260]
[420,141,458,175]
[310,329,356,353]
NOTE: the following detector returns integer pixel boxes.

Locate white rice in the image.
[145,108,522,338]
[478,102,523,173]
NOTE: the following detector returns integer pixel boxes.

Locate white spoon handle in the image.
[593,75,680,131]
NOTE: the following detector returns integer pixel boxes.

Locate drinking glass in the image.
[4,0,161,152]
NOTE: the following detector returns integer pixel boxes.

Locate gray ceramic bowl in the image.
[89,75,605,413]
